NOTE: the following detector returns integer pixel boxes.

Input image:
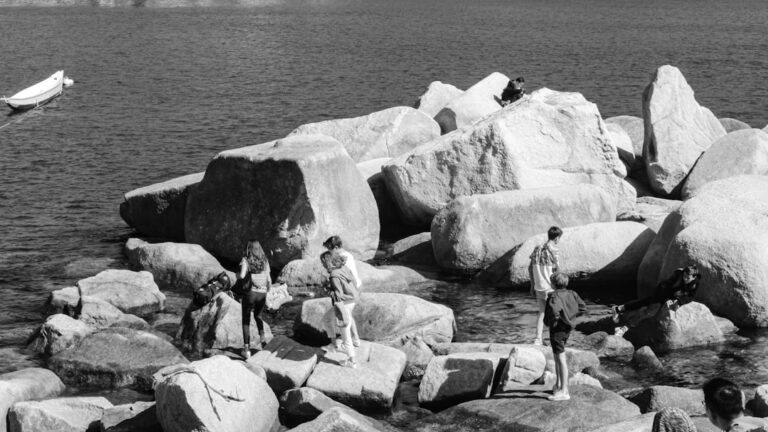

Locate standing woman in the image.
[320,250,359,368]
[323,236,362,348]
[237,240,271,359]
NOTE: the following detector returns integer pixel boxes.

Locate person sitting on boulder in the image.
[703,377,768,432]
[323,235,362,349]
[499,77,525,106]
[320,250,360,368]
[235,240,272,359]
[612,265,700,334]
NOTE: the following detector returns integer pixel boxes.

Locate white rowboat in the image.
[2,70,65,111]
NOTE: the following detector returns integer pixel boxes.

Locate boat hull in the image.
[3,71,65,111]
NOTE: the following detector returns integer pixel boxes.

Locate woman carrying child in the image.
[320,250,360,368]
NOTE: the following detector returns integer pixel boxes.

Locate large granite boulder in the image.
[155,356,279,432]
[176,292,272,354]
[605,115,644,165]
[410,385,641,432]
[386,232,438,268]
[622,302,724,353]
[498,345,547,390]
[418,353,503,410]
[628,386,705,415]
[48,327,187,391]
[618,196,681,233]
[432,184,617,274]
[27,314,93,356]
[719,117,751,133]
[247,336,321,396]
[98,401,160,432]
[287,406,396,432]
[277,258,409,294]
[45,293,149,331]
[632,346,664,371]
[433,72,508,134]
[8,397,113,432]
[681,128,768,199]
[0,369,65,432]
[383,87,625,227]
[642,65,726,197]
[305,341,406,411]
[358,158,414,240]
[279,387,348,427]
[119,172,203,241]
[414,81,464,118]
[124,238,229,292]
[289,107,440,163]
[185,135,379,265]
[636,175,768,327]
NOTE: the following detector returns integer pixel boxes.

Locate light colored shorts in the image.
[535,289,553,311]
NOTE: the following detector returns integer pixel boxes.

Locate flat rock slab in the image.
[410,385,641,432]
[305,341,406,411]
[0,368,66,432]
[279,387,349,427]
[8,396,113,432]
[48,327,187,391]
[248,336,321,396]
[418,352,503,410]
[98,401,161,432]
[287,406,399,432]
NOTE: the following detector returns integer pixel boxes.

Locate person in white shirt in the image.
[323,235,362,348]
[528,226,563,345]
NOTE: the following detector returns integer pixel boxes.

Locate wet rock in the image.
[632,346,664,370]
[432,184,617,274]
[124,238,230,292]
[642,65,726,197]
[277,258,408,294]
[247,336,321,396]
[305,341,406,411]
[583,331,635,361]
[0,368,65,432]
[27,314,93,356]
[481,221,653,290]
[9,396,113,432]
[176,292,272,354]
[289,106,440,163]
[155,356,279,432]
[48,327,187,391]
[185,134,379,265]
[623,302,724,353]
[120,172,203,241]
[628,385,705,415]
[410,385,641,432]
[418,352,502,409]
[499,345,546,390]
[433,72,508,133]
[279,387,348,427]
[98,401,160,432]
[681,128,768,199]
[384,88,624,228]
[414,81,464,118]
[719,117,751,133]
[637,175,768,327]
[605,115,644,165]
[287,406,397,432]
[748,384,768,417]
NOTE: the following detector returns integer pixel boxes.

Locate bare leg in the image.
[555,352,569,395]
[535,297,546,344]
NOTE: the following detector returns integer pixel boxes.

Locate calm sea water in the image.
[1,0,767,389]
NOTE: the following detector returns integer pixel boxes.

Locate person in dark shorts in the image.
[703,377,768,432]
[236,240,272,359]
[500,77,525,106]
[544,272,587,401]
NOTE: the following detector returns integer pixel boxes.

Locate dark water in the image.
[1,0,768,390]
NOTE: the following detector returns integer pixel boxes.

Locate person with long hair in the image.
[236,240,271,359]
[320,250,360,368]
[323,235,362,348]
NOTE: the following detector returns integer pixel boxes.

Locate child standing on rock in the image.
[544,272,587,401]
[529,226,563,345]
[320,250,360,368]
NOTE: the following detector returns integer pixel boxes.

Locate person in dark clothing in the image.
[613,265,700,324]
[236,240,272,359]
[544,272,587,401]
[500,77,525,106]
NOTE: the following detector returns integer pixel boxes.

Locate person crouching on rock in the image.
[611,265,700,336]
[320,250,360,369]
[323,235,362,349]
[499,77,525,106]
[236,240,271,359]
[544,272,587,401]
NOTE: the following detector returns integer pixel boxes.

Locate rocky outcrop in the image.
[618,196,681,233]
[185,135,379,265]
[628,386,705,415]
[289,107,440,163]
[27,314,93,356]
[432,185,617,274]
[642,65,726,197]
[119,172,203,241]
[98,401,161,432]
[155,356,279,432]
[605,115,644,166]
[385,88,624,228]
[418,352,503,409]
[482,221,653,290]
[305,341,406,411]
[681,128,768,199]
[247,336,321,396]
[176,292,272,354]
[0,369,65,432]
[411,386,641,432]
[622,302,724,353]
[8,397,113,432]
[719,117,751,133]
[433,72,508,133]
[48,327,187,391]
[414,81,464,117]
[498,345,546,390]
[124,238,229,292]
[637,175,768,327]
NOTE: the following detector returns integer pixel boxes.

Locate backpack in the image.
[192,272,228,307]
